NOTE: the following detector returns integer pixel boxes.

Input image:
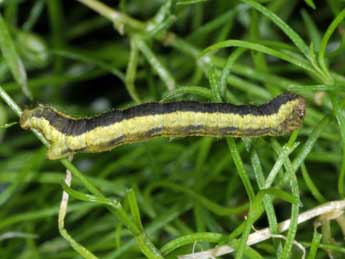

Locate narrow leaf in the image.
[319,8,345,79]
[201,40,315,74]
[305,0,316,9]
[0,14,31,99]
[241,0,309,58]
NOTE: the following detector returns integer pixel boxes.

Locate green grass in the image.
[1,0,345,258]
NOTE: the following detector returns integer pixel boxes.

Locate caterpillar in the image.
[20,93,305,160]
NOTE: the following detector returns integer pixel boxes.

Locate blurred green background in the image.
[1,0,345,258]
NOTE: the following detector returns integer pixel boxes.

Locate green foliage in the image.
[1,1,345,259]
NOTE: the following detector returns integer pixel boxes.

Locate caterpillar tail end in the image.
[19,108,34,130]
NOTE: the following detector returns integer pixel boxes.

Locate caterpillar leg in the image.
[47,145,71,160]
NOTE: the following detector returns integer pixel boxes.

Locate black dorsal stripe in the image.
[32,93,299,136]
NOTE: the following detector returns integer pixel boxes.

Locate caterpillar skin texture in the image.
[20,93,305,160]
